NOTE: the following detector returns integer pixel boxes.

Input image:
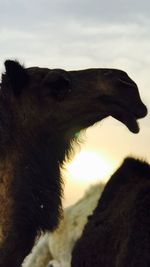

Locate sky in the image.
[0,0,150,206]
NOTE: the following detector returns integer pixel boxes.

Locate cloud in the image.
[0,0,150,30]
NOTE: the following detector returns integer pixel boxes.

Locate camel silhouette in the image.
[0,60,147,267]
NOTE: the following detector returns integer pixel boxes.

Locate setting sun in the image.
[66,150,115,184]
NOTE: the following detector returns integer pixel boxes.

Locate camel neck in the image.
[0,138,64,267]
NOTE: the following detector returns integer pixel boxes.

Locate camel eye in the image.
[43,70,71,101]
[48,76,71,100]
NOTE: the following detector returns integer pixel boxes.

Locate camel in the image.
[0,60,147,267]
[71,158,150,267]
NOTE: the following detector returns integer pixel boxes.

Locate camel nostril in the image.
[117,78,138,89]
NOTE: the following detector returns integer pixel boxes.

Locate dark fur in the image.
[0,62,73,267]
[71,158,150,267]
[0,60,147,267]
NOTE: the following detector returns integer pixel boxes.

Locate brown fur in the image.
[0,155,17,241]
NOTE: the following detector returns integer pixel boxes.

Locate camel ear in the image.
[4,60,29,95]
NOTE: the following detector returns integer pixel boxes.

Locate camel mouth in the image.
[113,111,140,133]
[111,101,147,133]
[97,94,147,133]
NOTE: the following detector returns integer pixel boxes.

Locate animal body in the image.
[71,158,150,267]
[0,60,147,267]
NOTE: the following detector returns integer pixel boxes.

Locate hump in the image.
[71,157,150,267]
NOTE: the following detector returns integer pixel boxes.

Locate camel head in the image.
[1,60,147,149]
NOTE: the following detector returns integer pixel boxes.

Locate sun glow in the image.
[66,150,115,184]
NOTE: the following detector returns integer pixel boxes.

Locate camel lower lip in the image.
[111,101,141,133]
[126,119,139,133]
[120,112,140,133]
[112,111,140,134]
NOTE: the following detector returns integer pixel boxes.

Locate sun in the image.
[66,150,115,184]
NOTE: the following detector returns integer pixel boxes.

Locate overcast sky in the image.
[0,0,150,204]
[0,0,150,69]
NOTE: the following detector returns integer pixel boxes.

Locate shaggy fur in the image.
[71,157,150,267]
[23,183,105,267]
[0,60,147,267]
[23,234,52,267]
